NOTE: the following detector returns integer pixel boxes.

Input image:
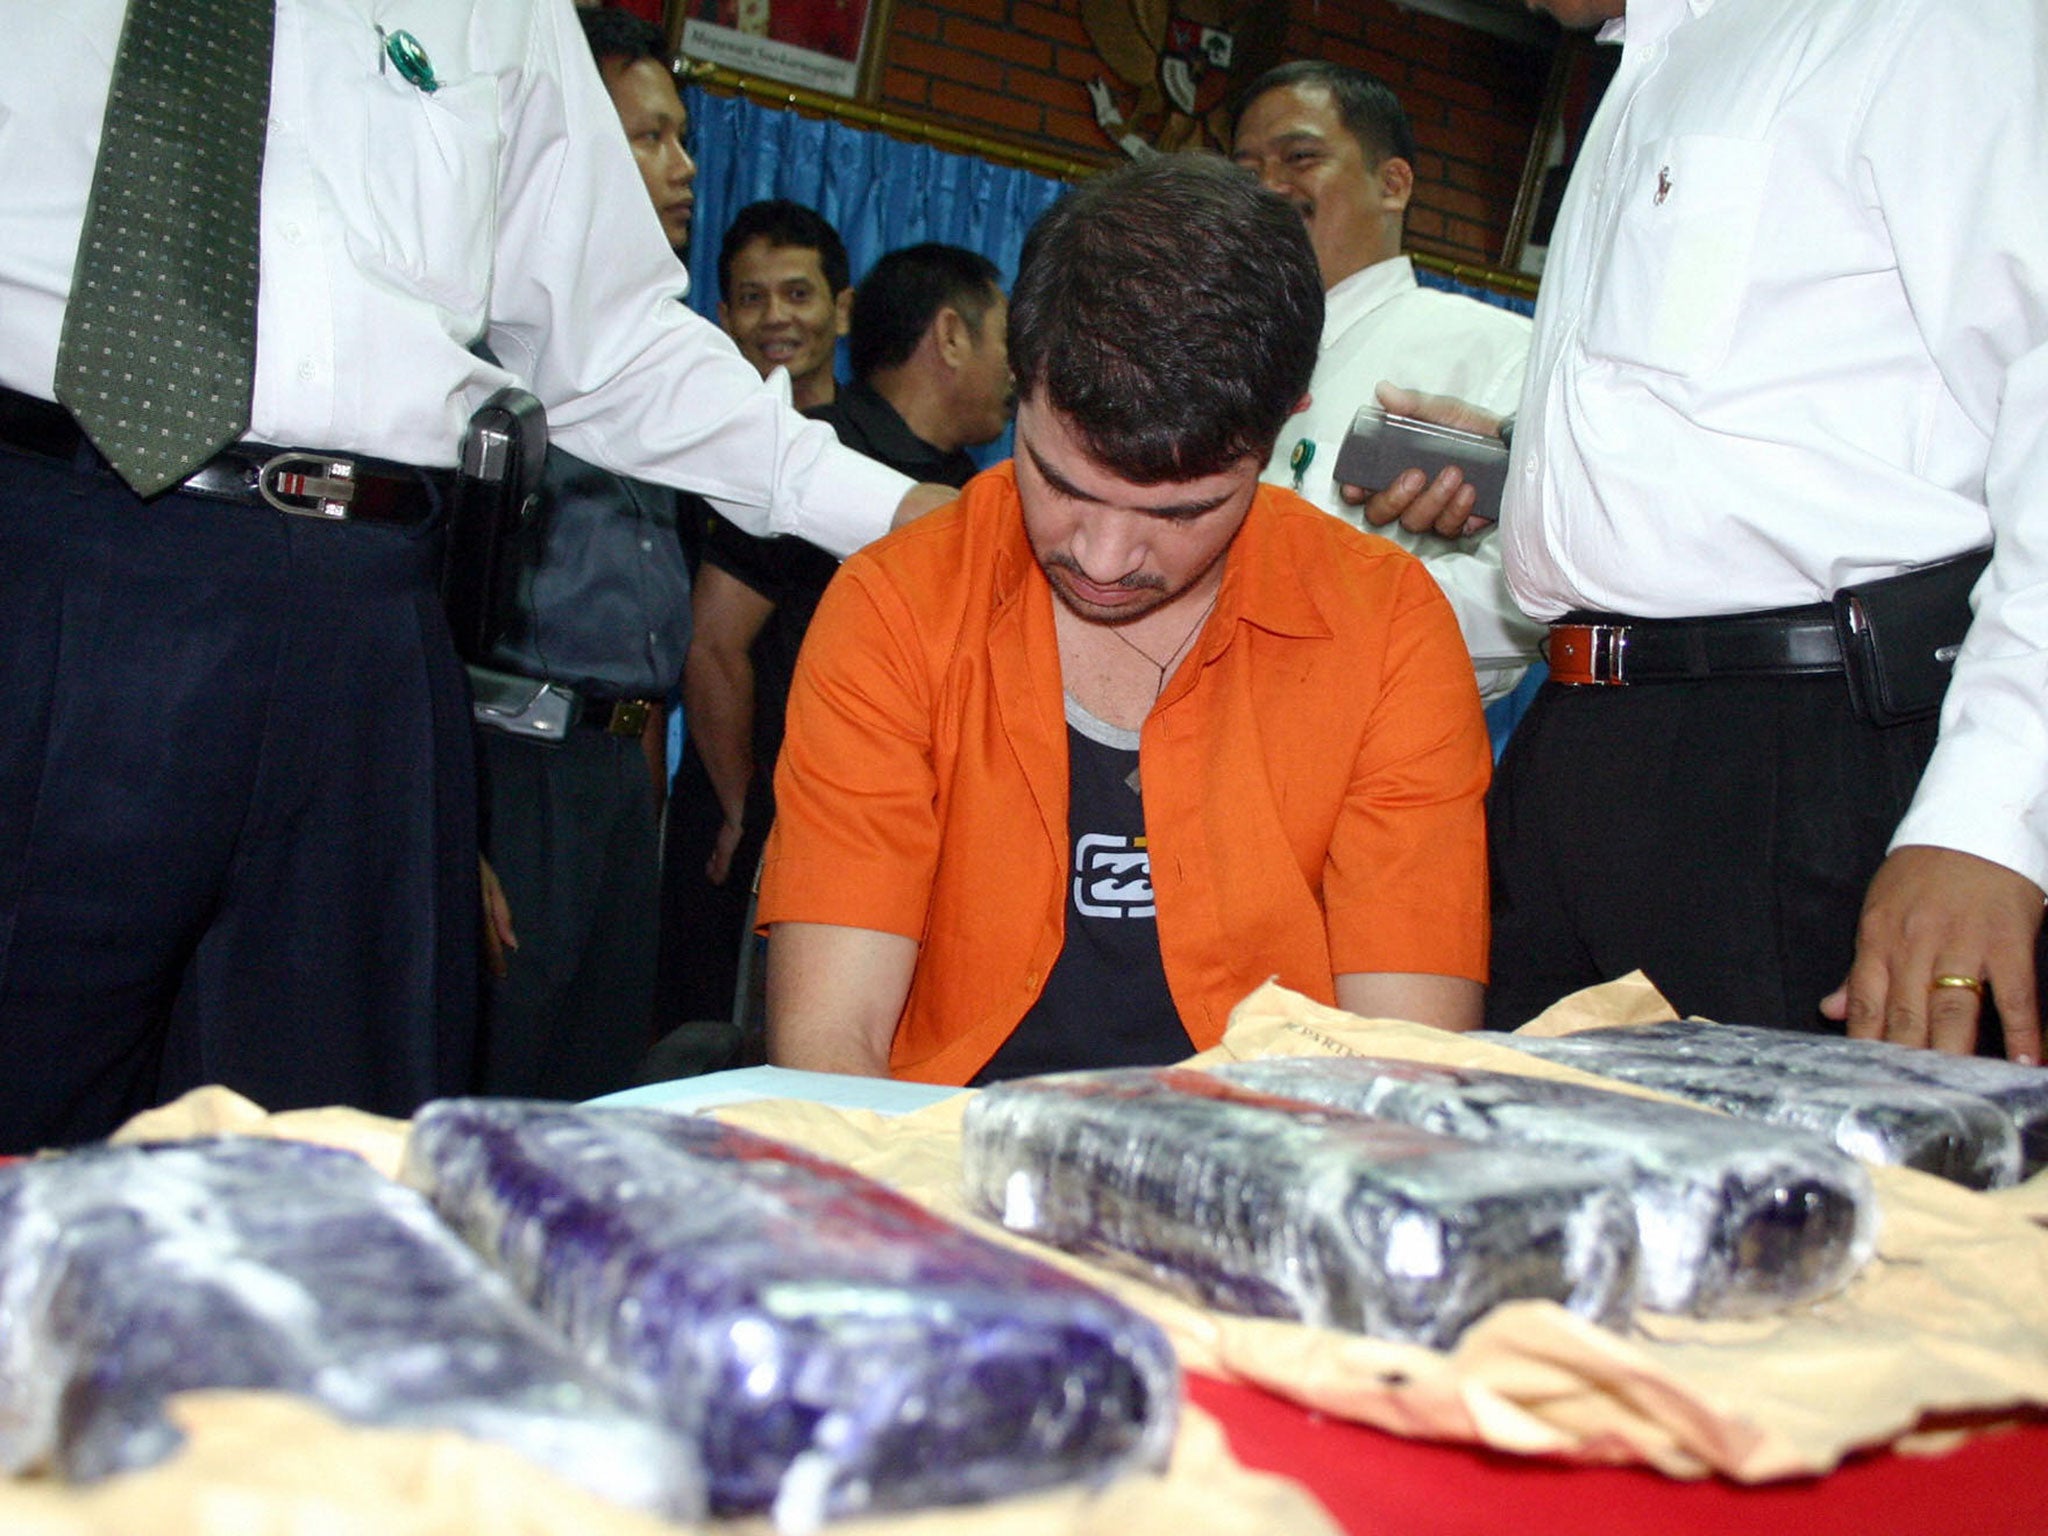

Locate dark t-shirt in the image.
[698,506,841,768]
[972,703,1187,1083]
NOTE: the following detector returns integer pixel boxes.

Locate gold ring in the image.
[1930,974,1984,993]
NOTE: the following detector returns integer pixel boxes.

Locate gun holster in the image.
[441,386,547,664]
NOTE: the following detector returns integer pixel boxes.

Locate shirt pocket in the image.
[1582,134,1771,378]
[345,67,500,320]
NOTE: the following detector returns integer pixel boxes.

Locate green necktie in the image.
[55,0,275,498]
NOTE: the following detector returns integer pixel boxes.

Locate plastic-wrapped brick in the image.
[0,1137,703,1519]
[1215,1056,1876,1317]
[402,1099,1178,1531]
[1575,1021,2048,1179]
[960,1067,1640,1349]
[1487,1026,2027,1188]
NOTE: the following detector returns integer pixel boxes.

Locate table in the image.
[1188,1373,2048,1536]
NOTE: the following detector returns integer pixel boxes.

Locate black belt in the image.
[576,696,657,736]
[0,384,449,527]
[1546,604,1843,686]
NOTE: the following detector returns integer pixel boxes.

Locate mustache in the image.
[1040,551,1165,593]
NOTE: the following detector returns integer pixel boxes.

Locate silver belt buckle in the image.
[1548,622,1630,685]
[1587,623,1627,684]
[258,452,357,518]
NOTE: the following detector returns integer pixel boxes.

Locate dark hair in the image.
[716,200,851,298]
[1232,60,1417,168]
[577,5,669,69]
[848,243,1004,381]
[1007,155,1321,482]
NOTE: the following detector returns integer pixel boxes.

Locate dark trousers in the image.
[476,723,660,1100]
[0,449,478,1153]
[653,743,770,1032]
[1485,674,1942,1033]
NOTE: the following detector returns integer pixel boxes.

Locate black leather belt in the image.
[0,384,449,527]
[576,697,657,736]
[1547,604,1843,686]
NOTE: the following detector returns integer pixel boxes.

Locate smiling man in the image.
[1232,61,1539,707]
[716,200,852,412]
[756,156,1491,1085]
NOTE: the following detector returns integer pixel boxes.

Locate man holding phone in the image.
[1232,62,1541,707]
[1370,0,2048,1061]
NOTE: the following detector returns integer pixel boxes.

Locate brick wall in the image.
[874,1,1556,267]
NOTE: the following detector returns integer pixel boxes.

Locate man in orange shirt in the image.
[757,157,1490,1085]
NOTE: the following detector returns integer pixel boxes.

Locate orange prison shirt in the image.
[758,465,1491,1085]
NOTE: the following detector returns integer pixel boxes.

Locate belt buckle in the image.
[258,452,357,518]
[605,699,651,737]
[1551,623,1630,685]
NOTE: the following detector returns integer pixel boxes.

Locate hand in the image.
[706,816,746,886]
[890,482,955,530]
[479,855,518,980]
[1820,845,2045,1062]
[1343,383,1505,540]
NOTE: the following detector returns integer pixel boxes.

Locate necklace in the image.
[1104,586,1222,700]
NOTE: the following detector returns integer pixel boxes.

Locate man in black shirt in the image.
[657,243,1013,1036]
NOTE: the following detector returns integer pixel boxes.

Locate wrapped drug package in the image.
[1214,1056,1876,1317]
[0,1137,704,1519]
[1489,1023,2036,1187]
[402,1099,1179,1528]
[1581,1021,2048,1178]
[959,1068,1640,1348]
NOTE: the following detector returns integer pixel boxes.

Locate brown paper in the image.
[110,1085,413,1180]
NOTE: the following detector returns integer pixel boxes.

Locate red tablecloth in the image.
[1187,1373,2046,1536]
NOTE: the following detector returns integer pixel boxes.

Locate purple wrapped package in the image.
[1585,1021,2048,1180]
[1487,1023,2032,1188]
[961,1068,1641,1348]
[0,1137,703,1519]
[1215,1056,1876,1317]
[402,1099,1179,1530]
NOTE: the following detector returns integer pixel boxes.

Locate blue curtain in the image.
[681,89,1067,324]
[1414,266,1537,319]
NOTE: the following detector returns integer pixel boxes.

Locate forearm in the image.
[682,646,757,826]
[1335,972,1484,1033]
[764,921,918,1076]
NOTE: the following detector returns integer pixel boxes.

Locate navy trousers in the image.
[1485,674,1940,1033]
[0,446,478,1152]
[653,741,769,1033]
[476,723,660,1101]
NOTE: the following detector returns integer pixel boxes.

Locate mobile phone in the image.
[1330,405,1509,524]
[443,386,547,663]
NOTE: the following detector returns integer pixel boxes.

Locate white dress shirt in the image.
[1502,0,2048,888]
[1261,256,1540,702]
[0,0,908,559]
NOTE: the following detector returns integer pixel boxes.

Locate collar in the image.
[1321,256,1417,348]
[815,379,975,483]
[1215,489,1336,643]
[1603,0,1714,44]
